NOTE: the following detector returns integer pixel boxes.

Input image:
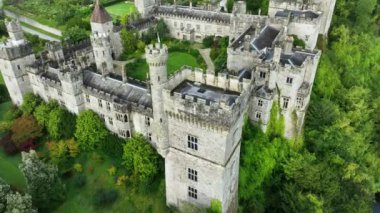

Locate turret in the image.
[5,19,24,42]
[91,0,113,34]
[91,32,114,76]
[145,42,169,156]
[135,0,156,17]
[46,41,64,62]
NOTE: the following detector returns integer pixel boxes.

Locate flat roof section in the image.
[171,80,240,106]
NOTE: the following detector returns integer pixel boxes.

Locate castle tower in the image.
[145,43,169,156]
[0,19,34,105]
[135,0,156,17]
[57,61,85,114]
[91,32,114,76]
[46,41,64,62]
[5,19,24,42]
[90,0,123,59]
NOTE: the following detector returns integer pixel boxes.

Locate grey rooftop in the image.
[252,26,281,51]
[172,80,240,106]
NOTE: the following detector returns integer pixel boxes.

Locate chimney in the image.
[273,47,281,63]
[190,1,193,9]
[122,64,127,83]
[283,36,294,54]
[244,35,251,51]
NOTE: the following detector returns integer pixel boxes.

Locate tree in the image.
[122,134,159,184]
[156,18,169,41]
[121,29,137,54]
[10,115,43,147]
[100,133,126,160]
[20,93,41,115]
[33,101,59,127]
[202,36,214,48]
[19,150,66,211]
[0,178,10,212]
[0,178,36,213]
[226,0,234,13]
[75,110,108,151]
[47,107,76,140]
[62,26,89,44]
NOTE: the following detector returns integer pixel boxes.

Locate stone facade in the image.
[0,0,335,212]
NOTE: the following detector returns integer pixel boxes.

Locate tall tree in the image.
[75,110,108,151]
[19,150,65,211]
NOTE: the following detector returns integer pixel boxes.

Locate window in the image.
[187,135,198,151]
[283,97,289,109]
[259,72,266,79]
[17,65,21,70]
[255,111,262,119]
[186,23,191,29]
[174,22,177,27]
[124,115,128,122]
[60,100,65,106]
[188,187,197,199]
[296,97,304,109]
[108,117,113,125]
[106,102,111,111]
[145,116,150,126]
[58,90,62,96]
[286,77,293,85]
[148,133,152,142]
[188,168,198,182]
[86,94,90,103]
[119,130,127,138]
[126,130,130,138]
[98,99,103,108]
[258,99,263,107]
[100,114,105,121]
[196,25,200,30]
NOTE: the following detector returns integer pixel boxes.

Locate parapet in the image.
[145,43,168,66]
[0,42,33,60]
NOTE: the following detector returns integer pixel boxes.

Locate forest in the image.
[239,0,380,212]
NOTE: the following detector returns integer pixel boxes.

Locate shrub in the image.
[73,174,86,188]
[0,135,18,156]
[202,36,214,48]
[100,133,125,160]
[10,116,43,147]
[93,188,119,206]
[20,93,42,115]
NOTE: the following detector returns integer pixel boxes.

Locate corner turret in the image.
[5,19,24,42]
[145,42,169,156]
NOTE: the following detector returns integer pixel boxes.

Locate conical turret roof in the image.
[91,0,112,23]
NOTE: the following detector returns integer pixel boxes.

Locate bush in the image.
[0,135,18,156]
[73,174,86,188]
[10,115,43,147]
[20,93,42,115]
[100,134,125,160]
[202,36,214,48]
[93,188,119,206]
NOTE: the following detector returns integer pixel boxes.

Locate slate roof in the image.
[154,6,231,23]
[91,0,112,24]
[275,10,320,19]
[83,71,152,108]
[252,26,280,51]
[230,26,256,50]
[126,16,158,31]
[172,80,240,106]
[261,48,318,67]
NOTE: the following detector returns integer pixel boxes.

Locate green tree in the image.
[19,150,65,211]
[75,110,108,151]
[62,26,89,44]
[20,93,41,115]
[122,134,159,184]
[157,18,169,41]
[121,29,137,54]
[226,0,234,13]
[47,107,76,140]
[5,192,36,213]
[33,100,59,127]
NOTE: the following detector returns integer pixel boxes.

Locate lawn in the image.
[127,52,200,81]
[55,152,167,213]
[105,2,137,18]
[0,149,26,190]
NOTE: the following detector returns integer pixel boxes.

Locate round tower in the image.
[91,32,114,76]
[145,43,169,157]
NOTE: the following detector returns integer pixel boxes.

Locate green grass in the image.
[55,152,167,213]
[0,149,26,190]
[127,52,200,81]
[20,22,62,40]
[105,2,137,18]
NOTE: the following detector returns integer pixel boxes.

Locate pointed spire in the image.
[91,0,112,24]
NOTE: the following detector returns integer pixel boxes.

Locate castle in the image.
[0,0,335,211]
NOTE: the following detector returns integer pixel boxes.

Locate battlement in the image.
[145,43,168,66]
[90,32,111,47]
[0,42,33,60]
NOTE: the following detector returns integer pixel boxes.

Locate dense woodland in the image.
[239,0,380,212]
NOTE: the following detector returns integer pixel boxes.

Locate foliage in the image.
[47,107,76,140]
[24,33,46,53]
[19,150,66,211]
[33,100,59,127]
[10,115,42,147]
[93,188,119,206]
[0,178,36,213]
[244,0,268,15]
[100,133,125,160]
[47,138,79,171]
[122,134,159,185]
[202,36,214,48]
[292,35,306,49]
[73,163,83,173]
[226,0,234,13]
[75,110,108,151]
[62,26,89,44]
[73,174,86,188]
[121,28,138,54]
[20,93,41,115]
[157,18,169,41]
[208,199,222,213]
